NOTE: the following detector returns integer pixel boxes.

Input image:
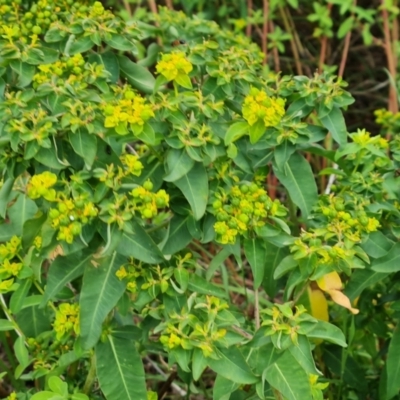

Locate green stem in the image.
[83,353,97,395]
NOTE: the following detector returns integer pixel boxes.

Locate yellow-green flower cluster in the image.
[156,52,193,81]
[8,107,55,146]
[242,87,285,127]
[49,196,98,244]
[116,263,142,294]
[130,180,170,219]
[120,154,144,177]
[94,154,144,189]
[27,171,57,201]
[53,303,80,340]
[0,236,22,294]
[291,195,380,269]
[103,89,155,135]
[375,108,400,129]
[212,182,286,244]
[350,128,388,149]
[33,54,105,89]
[159,296,228,357]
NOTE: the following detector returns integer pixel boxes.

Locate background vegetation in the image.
[1,0,400,399]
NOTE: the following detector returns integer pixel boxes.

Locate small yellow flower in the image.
[365,217,380,232]
[0,259,22,276]
[116,266,128,280]
[0,278,14,292]
[27,171,57,201]
[53,303,80,340]
[156,52,193,81]
[242,87,285,127]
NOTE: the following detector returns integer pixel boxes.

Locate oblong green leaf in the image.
[116,220,164,264]
[42,250,93,305]
[80,253,126,349]
[386,322,400,399]
[118,55,155,94]
[174,162,209,220]
[265,351,313,400]
[224,121,249,145]
[371,243,400,273]
[0,178,14,218]
[307,320,347,347]
[162,215,192,255]
[273,152,318,219]
[0,319,14,331]
[69,131,97,169]
[96,335,147,400]
[164,149,195,182]
[208,347,259,385]
[319,106,347,146]
[244,238,267,289]
[344,269,388,301]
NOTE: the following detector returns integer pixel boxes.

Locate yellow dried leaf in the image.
[308,287,329,321]
[316,271,342,291]
[327,289,359,315]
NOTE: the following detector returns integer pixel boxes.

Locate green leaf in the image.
[7,194,38,239]
[208,347,259,385]
[118,55,155,94]
[213,375,239,400]
[10,279,32,314]
[162,215,192,255]
[0,178,14,218]
[69,36,94,55]
[116,220,165,264]
[48,376,68,396]
[371,243,400,273]
[307,320,347,347]
[319,106,347,146]
[273,152,318,219]
[206,247,232,281]
[80,253,126,349]
[338,16,354,39]
[31,392,64,400]
[344,269,388,301]
[244,238,267,289]
[274,255,298,279]
[16,305,51,337]
[249,119,266,144]
[69,131,97,169]
[104,34,136,51]
[14,336,29,370]
[0,319,14,331]
[163,148,195,182]
[88,52,119,83]
[265,350,313,400]
[188,274,228,299]
[274,141,296,170]
[192,348,209,381]
[386,322,400,399]
[35,145,65,169]
[42,250,93,304]
[289,335,321,376]
[136,123,156,145]
[10,61,35,87]
[174,162,209,220]
[96,335,147,400]
[224,121,249,145]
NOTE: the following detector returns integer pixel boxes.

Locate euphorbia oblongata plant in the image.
[0,1,400,400]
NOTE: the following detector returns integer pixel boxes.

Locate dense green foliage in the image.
[1,1,400,399]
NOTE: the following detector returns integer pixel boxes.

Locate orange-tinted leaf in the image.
[327,289,359,314]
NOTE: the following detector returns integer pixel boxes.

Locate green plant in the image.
[1,2,400,400]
